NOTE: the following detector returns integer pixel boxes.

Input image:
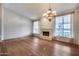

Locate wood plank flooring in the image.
[0,36,79,56]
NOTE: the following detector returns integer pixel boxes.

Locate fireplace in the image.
[43,31,49,36]
[40,29,53,40]
[40,16,55,40]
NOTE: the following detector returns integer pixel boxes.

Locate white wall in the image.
[0,18,1,39]
[73,8,79,45]
[0,4,2,40]
[0,4,1,17]
[3,8,33,39]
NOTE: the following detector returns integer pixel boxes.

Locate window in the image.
[33,21,40,34]
[55,14,72,38]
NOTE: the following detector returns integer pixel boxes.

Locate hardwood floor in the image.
[0,36,79,56]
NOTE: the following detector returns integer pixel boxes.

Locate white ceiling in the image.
[3,3,79,20]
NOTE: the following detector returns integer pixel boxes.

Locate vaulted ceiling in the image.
[3,3,79,20]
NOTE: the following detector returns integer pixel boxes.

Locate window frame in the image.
[33,21,40,34]
[55,14,72,38]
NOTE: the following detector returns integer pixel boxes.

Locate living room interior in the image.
[0,3,79,56]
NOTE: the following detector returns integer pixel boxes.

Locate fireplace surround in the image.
[40,28,53,40]
[40,17,55,40]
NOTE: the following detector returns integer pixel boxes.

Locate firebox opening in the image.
[43,31,49,36]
